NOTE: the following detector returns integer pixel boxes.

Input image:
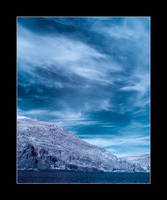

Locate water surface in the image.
[17,170,150,184]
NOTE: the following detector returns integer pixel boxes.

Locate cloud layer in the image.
[17,17,150,157]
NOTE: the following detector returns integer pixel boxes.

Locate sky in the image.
[17,16,150,158]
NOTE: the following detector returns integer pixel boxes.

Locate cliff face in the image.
[17,118,146,172]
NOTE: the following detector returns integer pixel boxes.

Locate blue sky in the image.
[17,17,150,157]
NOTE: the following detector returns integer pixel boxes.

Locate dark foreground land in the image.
[17,170,150,184]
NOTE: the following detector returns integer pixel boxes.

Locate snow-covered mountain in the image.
[17,118,147,172]
[121,154,150,172]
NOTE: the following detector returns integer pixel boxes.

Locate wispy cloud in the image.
[82,134,150,157]
[17,24,122,86]
[83,135,150,147]
[17,17,150,157]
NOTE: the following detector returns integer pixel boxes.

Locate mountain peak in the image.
[17,118,148,172]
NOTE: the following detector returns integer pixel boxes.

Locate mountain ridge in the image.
[17,118,149,172]
[121,154,150,172]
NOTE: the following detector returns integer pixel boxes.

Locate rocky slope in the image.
[121,154,150,172]
[17,118,147,172]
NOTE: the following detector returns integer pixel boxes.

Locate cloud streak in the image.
[17,17,150,157]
